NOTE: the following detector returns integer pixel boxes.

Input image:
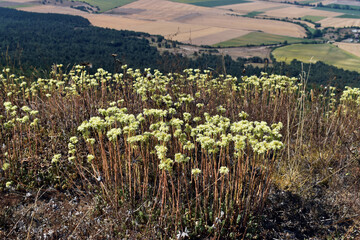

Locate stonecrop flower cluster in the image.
[0,64,299,237]
[68,66,286,178]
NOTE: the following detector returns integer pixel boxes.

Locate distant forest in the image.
[1,7,360,88]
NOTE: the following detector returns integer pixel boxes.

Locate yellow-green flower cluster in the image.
[158,158,173,172]
[174,153,190,164]
[240,74,299,94]
[68,136,78,162]
[340,86,360,106]
[191,168,201,176]
[2,162,10,171]
[52,154,61,164]
[107,128,122,142]
[219,166,229,175]
[87,154,95,163]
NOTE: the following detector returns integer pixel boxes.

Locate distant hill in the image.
[1,7,360,88]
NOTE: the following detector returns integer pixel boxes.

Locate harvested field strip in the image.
[189,29,250,45]
[170,0,249,7]
[74,0,136,12]
[18,5,90,15]
[301,15,326,22]
[259,6,288,11]
[272,43,360,72]
[182,14,307,37]
[213,32,311,47]
[318,17,360,27]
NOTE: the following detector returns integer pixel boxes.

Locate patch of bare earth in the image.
[0,185,356,239]
[0,189,154,239]
[218,46,273,59]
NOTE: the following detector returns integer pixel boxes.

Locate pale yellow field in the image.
[188,29,251,45]
[320,0,336,5]
[18,0,308,45]
[181,14,306,37]
[118,0,226,21]
[10,0,39,3]
[18,5,87,15]
[217,1,288,14]
[263,6,342,18]
[99,0,306,39]
[19,5,237,44]
[334,42,360,57]
[319,17,360,28]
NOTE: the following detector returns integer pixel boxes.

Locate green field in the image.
[301,15,326,22]
[213,32,312,47]
[272,44,360,72]
[8,4,35,8]
[170,0,249,7]
[301,0,321,4]
[337,14,360,18]
[326,4,360,10]
[243,11,263,17]
[74,0,135,12]
[314,6,360,17]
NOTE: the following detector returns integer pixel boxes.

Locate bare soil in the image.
[0,185,356,239]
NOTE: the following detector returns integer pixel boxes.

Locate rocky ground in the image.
[0,185,358,239]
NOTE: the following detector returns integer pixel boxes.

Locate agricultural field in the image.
[0,0,39,8]
[1,3,35,8]
[242,11,263,17]
[337,14,360,18]
[169,0,249,7]
[18,0,308,47]
[73,0,136,12]
[334,42,360,57]
[219,45,273,59]
[301,15,326,22]
[217,1,288,14]
[214,32,313,47]
[319,16,360,27]
[263,6,342,18]
[18,5,89,15]
[177,13,306,37]
[15,0,360,54]
[272,43,360,72]
[314,6,360,17]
